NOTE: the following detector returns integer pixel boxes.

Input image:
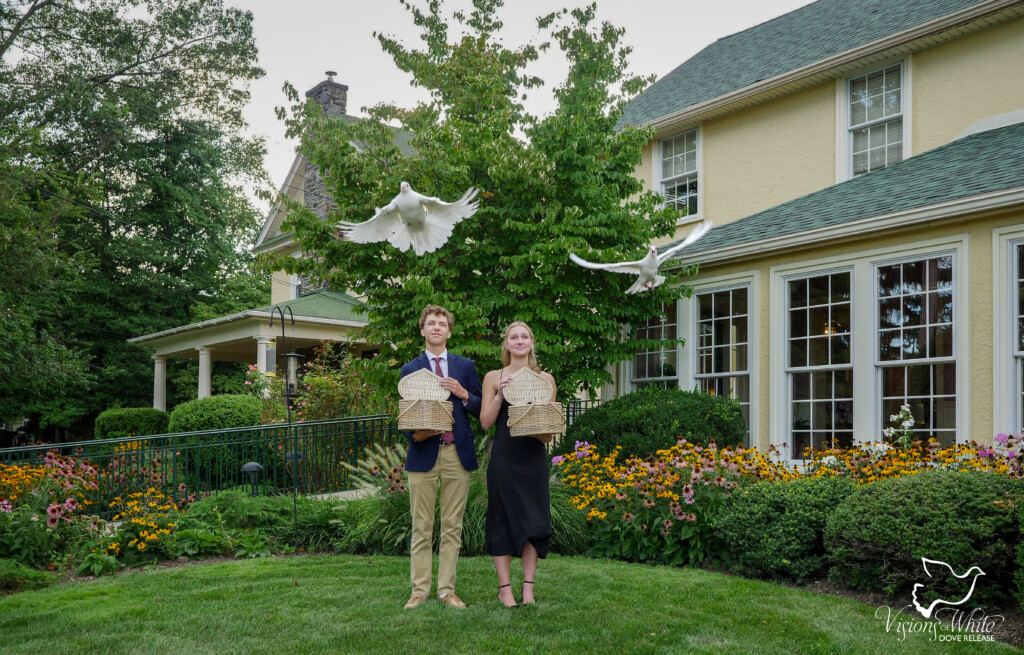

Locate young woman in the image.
[479,321,556,608]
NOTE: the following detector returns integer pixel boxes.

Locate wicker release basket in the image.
[397,398,454,432]
[507,401,565,437]
[397,369,454,432]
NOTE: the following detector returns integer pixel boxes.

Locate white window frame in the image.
[835,55,913,183]
[629,300,682,390]
[783,267,855,458]
[656,126,703,225]
[679,272,760,446]
[770,233,968,463]
[872,251,957,447]
[993,226,1024,433]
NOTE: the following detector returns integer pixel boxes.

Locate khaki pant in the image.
[408,444,471,597]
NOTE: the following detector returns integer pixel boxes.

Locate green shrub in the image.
[716,477,856,583]
[554,387,746,457]
[0,558,56,594]
[184,489,298,534]
[167,396,267,488]
[826,471,1023,605]
[94,407,169,440]
[167,395,262,433]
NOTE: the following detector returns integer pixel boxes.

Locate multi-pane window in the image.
[632,301,678,390]
[694,288,750,438]
[877,255,955,446]
[1017,245,1024,427]
[849,64,903,176]
[298,273,329,296]
[787,272,853,458]
[661,130,698,216]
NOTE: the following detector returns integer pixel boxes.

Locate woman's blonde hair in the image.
[500,321,541,371]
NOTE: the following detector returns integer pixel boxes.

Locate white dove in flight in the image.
[569,220,712,294]
[911,557,986,619]
[337,183,480,256]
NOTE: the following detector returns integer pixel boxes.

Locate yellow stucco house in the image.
[618,0,1024,458]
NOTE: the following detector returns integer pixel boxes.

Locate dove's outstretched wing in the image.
[568,253,645,275]
[420,187,480,226]
[337,201,402,244]
[656,220,713,264]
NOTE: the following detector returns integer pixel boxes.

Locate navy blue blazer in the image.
[400,352,482,472]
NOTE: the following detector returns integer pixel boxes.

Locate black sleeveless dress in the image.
[485,399,552,558]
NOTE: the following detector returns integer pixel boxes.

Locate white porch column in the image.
[197,347,214,399]
[153,355,167,411]
[256,337,272,373]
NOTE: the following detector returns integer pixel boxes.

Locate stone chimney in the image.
[302,72,343,229]
[305,70,348,117]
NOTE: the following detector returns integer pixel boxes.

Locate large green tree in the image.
[1,0,268,433]
[273,0,694,400]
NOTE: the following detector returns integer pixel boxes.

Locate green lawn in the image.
[0,555,1015,655]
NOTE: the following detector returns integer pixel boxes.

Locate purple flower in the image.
[46,516,59,527]
[995,433,1009,444]
[63,497,78,512]
[46,503,62,518]
[0,499,11,513]
[551,455,565,465]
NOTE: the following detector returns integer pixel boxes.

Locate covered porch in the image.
[128,290,371,410]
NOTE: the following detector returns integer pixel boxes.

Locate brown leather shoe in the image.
[438,592,467,608]
[404,594,429,609]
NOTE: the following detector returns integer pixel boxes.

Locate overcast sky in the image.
[233,0,816,205]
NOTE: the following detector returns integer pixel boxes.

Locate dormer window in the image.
[848,63,904,176]
[660,129,699,217]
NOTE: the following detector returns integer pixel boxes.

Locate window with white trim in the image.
[876,255,955,446]
[298,273,329,296]
[848,64,903,176]
[1013,244,1024,429]
[632,301,678,390]
[661,130,698,216]
[786,272,853,457]
[694,287,750,439]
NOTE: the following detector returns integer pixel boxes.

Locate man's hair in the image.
[418,304,455,330]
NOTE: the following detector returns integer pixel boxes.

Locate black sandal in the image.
[498,583,519,608]
[522,580,535,605]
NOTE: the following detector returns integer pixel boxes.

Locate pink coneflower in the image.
[0,499,11,513]
[178,483,187,492]
[47,516,59,527]
[64,497,78,512]
[46,503,62,518]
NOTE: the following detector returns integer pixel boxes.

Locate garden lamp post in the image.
[269,306,305,553]
[241,461,263,497]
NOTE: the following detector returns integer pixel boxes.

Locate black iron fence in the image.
[0,402,602,518]
[0,415,395,518]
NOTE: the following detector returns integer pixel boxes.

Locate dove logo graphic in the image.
[911,557,985,619]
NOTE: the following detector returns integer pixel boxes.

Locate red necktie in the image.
[433,357,455,445]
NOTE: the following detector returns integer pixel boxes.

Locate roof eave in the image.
[129,310,367,345]
[642,0,1024,137]
[671,186,1024,268]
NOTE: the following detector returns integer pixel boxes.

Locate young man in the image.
[400,304,482,609]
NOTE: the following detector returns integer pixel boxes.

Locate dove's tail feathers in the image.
[398,220,455,257]
[388,228,413,253]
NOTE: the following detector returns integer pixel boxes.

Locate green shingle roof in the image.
[622,0,987,127]
[256,289,366,323]
[659,120,1024,257]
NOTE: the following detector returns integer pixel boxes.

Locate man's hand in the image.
[438,377,468,402]
[412,430,441,442]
